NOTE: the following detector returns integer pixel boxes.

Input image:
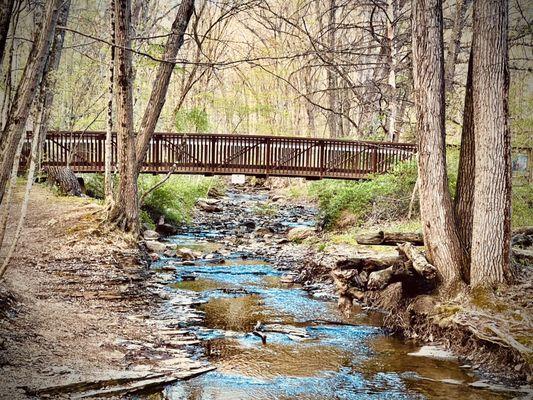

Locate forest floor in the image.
[0,184,211,399]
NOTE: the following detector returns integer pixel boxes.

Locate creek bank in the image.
[149,183,530,398]
[0,184,211,399]
[283,228,533,387]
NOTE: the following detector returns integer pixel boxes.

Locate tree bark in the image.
[454,48,474,276]
[134,0,195,171]
[470,0,511,287]
[0,0,14,70]
[386,0,399,141]
[107,0,139,234]
[326,0,340,138]
[47,166,82,196]
[105,0,116,202]
[0,134,23,252]
[34,0,71,168]
[0,0,61,205]
[445,0,472,93]
[411,0,464,286]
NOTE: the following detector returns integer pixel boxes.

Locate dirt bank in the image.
[0,184,210,399]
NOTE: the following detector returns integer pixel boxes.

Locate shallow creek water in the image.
[151,191,512,400]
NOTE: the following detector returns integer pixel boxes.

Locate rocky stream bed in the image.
[141,186,528,400]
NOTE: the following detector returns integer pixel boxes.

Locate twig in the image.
[139,164,177,206]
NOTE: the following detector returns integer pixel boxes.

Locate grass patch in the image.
[309,161,418,229]
[82,173,226,226]
[139,175,225,225]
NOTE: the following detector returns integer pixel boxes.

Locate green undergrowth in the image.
[309,161,419,229]
[83,174,226,227]
[139,175,225,226]
[286,147,530,232]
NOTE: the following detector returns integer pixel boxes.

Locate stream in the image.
[149,188,513,400]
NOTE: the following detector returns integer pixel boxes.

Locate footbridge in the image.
[22,131,417,180]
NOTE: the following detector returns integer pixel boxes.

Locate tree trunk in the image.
[445,0,472,93]
[470,0,511,287]
[0,0,61,206]
[0,0,14,70]
[134,0,195,171]
[47,166,82,196]
[326,0,339,138]
[34,0,71,168]
[105,0,116,202]
[454,48,474,277]
[411,0,464,286]
[107,0,139,234]
[0,134,23,252]
[386,0,399,141]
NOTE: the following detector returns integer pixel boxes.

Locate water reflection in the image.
[199,295,275,332]
[155,207,517,399]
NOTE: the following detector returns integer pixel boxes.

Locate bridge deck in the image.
[21,131,417,180]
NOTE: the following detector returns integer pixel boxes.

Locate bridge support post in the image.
[210,136,217,174]
[319,139,325,178]
[265,137,271,176]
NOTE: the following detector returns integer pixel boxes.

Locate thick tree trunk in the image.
[0,0,61,205]
[108,0,139,234]
[47,166,82,196]
[445,0,472,93]
[454,49,474,276]
[411,0,464,286]
[0,0,14,70]
[470,0,511,287]
[134,0,195,172]
[105,0,116,202]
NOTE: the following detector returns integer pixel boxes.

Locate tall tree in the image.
[108,0,138,233]
[326,0,340,138]
[454,49,474,276]
[445,0,472,93]
[105,0,116,202]
[411,0,464,286]
[34,0,71,155]
[0,0,62,205]
[0,0,15,70]
[470,0,511,287]
[386,0,399,141]
[135,0,195,169]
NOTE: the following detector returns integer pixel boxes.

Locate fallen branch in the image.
[139,163,178,206]
[336,254,404,272]
[356,231,424,246]
[397,242,437,279]
[367,265,411,290]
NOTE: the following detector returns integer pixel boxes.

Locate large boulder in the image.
[143,230,160,240]
[287,226,316,241]
[197,200,222,213]
[145,240,166,253]
[176,247,201,261]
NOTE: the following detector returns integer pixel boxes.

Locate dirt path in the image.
[0,184,209,399]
